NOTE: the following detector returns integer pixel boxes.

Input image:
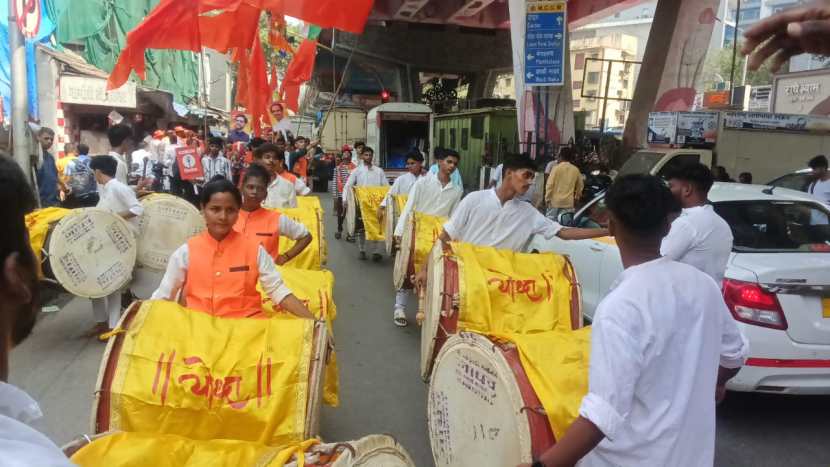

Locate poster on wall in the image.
[647,112,678,144]
[176,147,204,181]
[676,112,719,145]
[723,112,830,133]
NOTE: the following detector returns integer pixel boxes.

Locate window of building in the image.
[450,128,457,148]
[573,81,582,90]
[587,72,600,84]
[573,99,581,108]
[461,128,469,150]
[574,53,585,70]
[439,128,446,148]
[471,116,484,139]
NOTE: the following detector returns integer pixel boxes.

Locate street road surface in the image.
[10,193,830,466]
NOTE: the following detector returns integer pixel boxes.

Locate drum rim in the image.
[331,434,417,467]
[47,208,137,298]
[384,197,396,256]
[419,243,449,381]
[304,319,329,439]
[392,214,414,291]
[137,194,205,271]
[428,332,534,466]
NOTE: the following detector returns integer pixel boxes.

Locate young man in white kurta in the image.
[256,143,311,209]
[343,148,388,259]
[527,174,748,467]
[661,163,733,284]
[89,155,144,334]
[391,151,462,326]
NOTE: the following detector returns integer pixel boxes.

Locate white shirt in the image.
[660,204,733,284]
[108,150,129,185]
[201,154,232,181]
[0,382,74,466]
[343,165,388,208]
[151,243,292,305]
[578,257,748,467]
[263,173,311,209]
[545,160,558,174]
[97,178,144,232]
[490,163,536,203]
[443,188,562,251]
[809,178,830,205]
[380,172,421,207]
[395,172,463,237]
[277,215,310,239]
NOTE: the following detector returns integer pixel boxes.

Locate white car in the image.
[530,183,830,394]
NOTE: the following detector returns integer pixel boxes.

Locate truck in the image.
[317,107,367,153]
[366,103,433,181]
[623,111,830,183]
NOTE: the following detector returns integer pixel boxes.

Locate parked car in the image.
[767,169,813,193]
[530,183,830,394]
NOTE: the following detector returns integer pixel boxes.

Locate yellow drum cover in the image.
[272,207,324,270]
[296,196,327,264]
[384,194,407,256]
[45,208,137,298]
[352,186,390,241]
[93,301,327,447]
[24,207,71,278]
[137,194,205,270]
[392,214,415,291]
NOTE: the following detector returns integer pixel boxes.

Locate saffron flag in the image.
[280,38,318,112]
[281,0,374,34]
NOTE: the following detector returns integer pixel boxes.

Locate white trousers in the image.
[395,288,411,312]
[91,290,122,328]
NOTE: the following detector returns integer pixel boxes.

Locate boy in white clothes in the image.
[391,149,462,326]
[521,174,748,467]
[378,150,424,223]
[86,155,144,337]
[343,147,388,261]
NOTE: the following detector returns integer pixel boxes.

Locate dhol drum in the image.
[427,332,555,467]
[393,211,446,292]
[275,206,326,270]
[297,196,327,264]
[392,214,414,291]
[420,243,582,381]
[93,301,329,447]
[137,193,205,270]
[384,194,407,256]
[26,207,137,298]
[64,432,415,467]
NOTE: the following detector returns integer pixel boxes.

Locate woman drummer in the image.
[151,179,314,319]
[235,163,312,264]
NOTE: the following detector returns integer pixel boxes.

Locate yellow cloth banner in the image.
[393,195,408,218]
[101,300,316,447]
[24,207,71,278]
[354,186,390,241]
[413,212,447,276]
[453,242,578,334]
[489,328,591,441]
[271,207,323,270]
[261,267,339,407]
[71,431,321,466]
[295,197,326,263]
[296,196,322,214]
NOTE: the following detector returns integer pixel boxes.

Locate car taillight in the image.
[722,279,788,330]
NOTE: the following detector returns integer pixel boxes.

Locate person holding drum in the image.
[85,155,145,337]
[258,143,312,209]
[0,157,75,465]
[378,150,424,225]
[391,149,463,327]
[235,163,313,264]
[519,175,747,467]
[151,179,314,320]
[343,147,388,261]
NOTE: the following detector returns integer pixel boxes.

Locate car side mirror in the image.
[558,211,576,227]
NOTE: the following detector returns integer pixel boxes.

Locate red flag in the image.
[247,34,270,137]
[281,0,374,34]
[279,39,317,112]
[233,49,250,108]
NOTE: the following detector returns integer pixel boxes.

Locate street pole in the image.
[9,2,31,178]
[599,59,613,137]
[729,0,741,91]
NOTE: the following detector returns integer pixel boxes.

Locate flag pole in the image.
[199,48,209,139]
[8,1,31,181]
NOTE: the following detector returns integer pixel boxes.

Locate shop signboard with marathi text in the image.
[176,147,204,181]
[60,76,137,109]
[524,0,567,87]
[723,112,830,134]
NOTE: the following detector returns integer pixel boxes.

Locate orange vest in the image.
[234,208,282,259]
[293,156,308,179]
[278,170,297,184]
[183,231,264,318]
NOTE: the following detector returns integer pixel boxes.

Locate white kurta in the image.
[395,172,463,237]
[443,188,561,251]
[380,172,421,207]
[0,382,74,466]
[97,178,143,233]
[107,150,129,185]
[578,257,748,467]
[343,165,388,209]
[660,204,733,284]
[263,173,311,209]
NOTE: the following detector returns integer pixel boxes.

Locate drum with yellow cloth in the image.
[384,194,407,256]
[93,300,329,447]
[137,193,205,270]
[64,432,415,466]
[420,242,583,381]
[393,211,446,291]
[428,329,591,467]
[296,196,327,264]
[25,207,137,298]
[347,186,390,240]
[272,207,326,270]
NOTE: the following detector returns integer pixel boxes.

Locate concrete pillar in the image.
[623,0,720,150]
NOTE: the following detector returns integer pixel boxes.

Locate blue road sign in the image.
[524,1,566,87]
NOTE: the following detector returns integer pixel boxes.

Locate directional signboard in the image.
[525,0,567,87]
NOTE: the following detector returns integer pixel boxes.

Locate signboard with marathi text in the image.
[723,111,830,134]
[524,0,567,87]
[176,147,204,181]
[60,76,137,109]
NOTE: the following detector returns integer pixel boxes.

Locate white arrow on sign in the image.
[527,53,535,61]
[556,16,563,25]
[527,72,535,79]
[555,33,562,40]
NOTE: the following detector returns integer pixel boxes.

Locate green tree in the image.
[702,42,775,90]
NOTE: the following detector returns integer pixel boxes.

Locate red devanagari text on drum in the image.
[486,269,555,303]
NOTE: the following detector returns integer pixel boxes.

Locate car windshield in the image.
[617,152,664,177]
[714,200,830,253]
[768,173,811,192]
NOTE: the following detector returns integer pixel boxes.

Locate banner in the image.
[353,186,390,241]
[647,112,678,145]
[453,242,578,334]
[676,112,719,145]
[176,146,204,181]
[723,111,830,134]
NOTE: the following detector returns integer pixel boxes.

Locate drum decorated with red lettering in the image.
[392,213,416,290]
[420,244,583,381]
[28,208,137,298]
[64,432,415,466]
[137,194,205,270]
[93,300,330,447]
[427,332,554,467]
